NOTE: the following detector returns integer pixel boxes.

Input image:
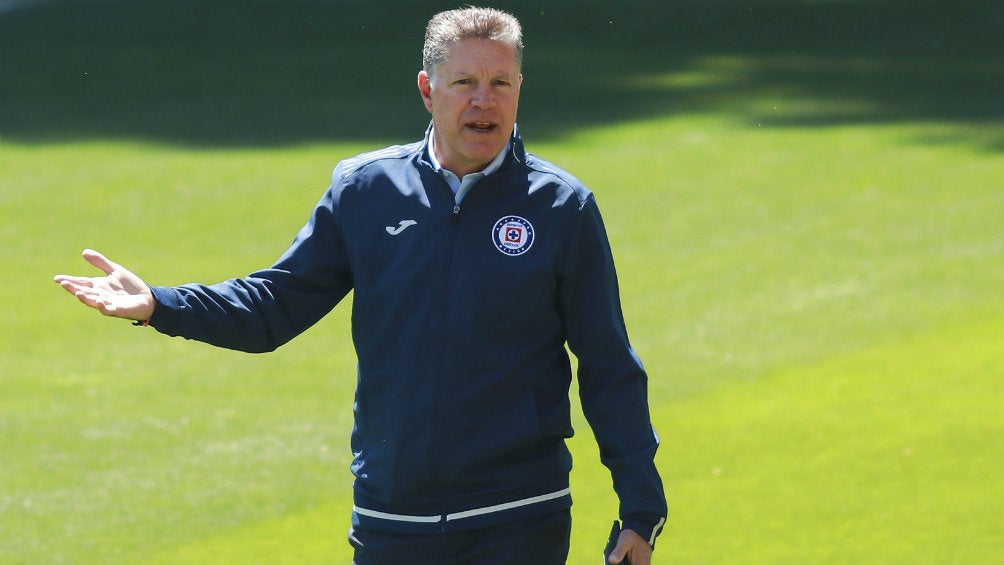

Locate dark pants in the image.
[349,510,572,565]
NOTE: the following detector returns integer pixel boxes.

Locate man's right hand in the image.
[54,249,155,322]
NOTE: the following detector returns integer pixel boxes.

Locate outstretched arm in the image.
[53,249,155,322]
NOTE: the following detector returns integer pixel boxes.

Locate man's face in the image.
[418,39,523,177]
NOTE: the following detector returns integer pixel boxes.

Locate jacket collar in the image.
[420,122,526,174]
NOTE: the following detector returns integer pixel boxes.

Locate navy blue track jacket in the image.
[148,126,667,542]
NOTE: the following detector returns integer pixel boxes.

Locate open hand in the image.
[54,249,155,322]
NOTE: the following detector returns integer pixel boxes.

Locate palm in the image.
[54,249,155,321]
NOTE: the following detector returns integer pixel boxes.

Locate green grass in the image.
[661,316,1004,562]
[3,0,1003,563]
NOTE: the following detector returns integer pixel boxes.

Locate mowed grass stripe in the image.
[661,317,1004,564]
[132,500,347,565]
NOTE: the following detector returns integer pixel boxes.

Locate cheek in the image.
[504,100,519,121]
[430,92,463,116]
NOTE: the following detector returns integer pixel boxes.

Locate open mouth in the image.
[467,121,498,133]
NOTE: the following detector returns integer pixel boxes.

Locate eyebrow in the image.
[446,69,517,80]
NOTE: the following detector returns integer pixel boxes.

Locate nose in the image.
[471,84,495,110]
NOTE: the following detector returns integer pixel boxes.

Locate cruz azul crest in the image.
[492,215,535,256]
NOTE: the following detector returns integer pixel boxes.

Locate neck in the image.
[429,135,491,178]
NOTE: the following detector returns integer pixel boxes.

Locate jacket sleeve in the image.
[148,180,354,353]
[560,194,668,545]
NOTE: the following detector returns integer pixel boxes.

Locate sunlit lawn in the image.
[2,0,1002,563]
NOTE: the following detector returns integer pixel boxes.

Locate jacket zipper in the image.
[431,187,462,531]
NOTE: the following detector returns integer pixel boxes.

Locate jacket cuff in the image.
[147,286,180,333]
[623,514,667,548]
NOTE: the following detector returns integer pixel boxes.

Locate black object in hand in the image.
[603,520,630,564]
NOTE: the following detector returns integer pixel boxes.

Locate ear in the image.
[417,70,433,114]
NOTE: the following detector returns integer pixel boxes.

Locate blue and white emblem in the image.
[492,215,535,256]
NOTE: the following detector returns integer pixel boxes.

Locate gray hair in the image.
[422,7,524,73]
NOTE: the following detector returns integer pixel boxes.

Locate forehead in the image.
[440,39,520,74]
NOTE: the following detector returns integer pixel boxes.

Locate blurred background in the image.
[3,0,1000,146]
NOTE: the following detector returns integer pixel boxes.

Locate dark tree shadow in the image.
[1,0,1001,148]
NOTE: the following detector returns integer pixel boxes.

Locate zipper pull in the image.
[452,204,461,222]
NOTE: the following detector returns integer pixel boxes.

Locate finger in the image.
[72,288,105,311]
[610,531,652,565]
[76,288,123,316]
[55,278,104,311]
[55,275,96,288]
[57,280,95,299]
[609,532,632,564]
[81,248,118,275]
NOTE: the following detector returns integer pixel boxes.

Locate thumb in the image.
[82,249,117,275]
[608,540,627,564]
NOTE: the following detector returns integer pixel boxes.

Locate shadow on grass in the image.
[1,0,1001,148]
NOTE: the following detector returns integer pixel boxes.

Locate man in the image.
[54,7,667,565]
